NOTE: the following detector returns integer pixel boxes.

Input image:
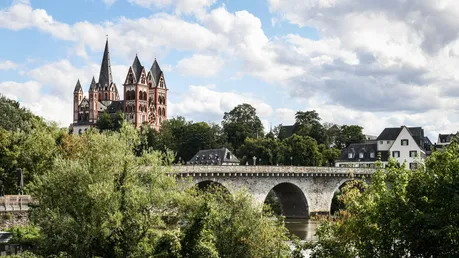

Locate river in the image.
[284,219,319,241]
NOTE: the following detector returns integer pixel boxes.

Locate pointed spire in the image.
[98,38,113,87]
[131,55,143,81]
[150,59,163,87]
[89,76,97,92]
[74,79,82,93]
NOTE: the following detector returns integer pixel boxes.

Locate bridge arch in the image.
[195,180,231,195]
[329,178,367,215]
[264,182,309,219]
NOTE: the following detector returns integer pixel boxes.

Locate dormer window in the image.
[226,152,231,160]
[370,152,375,158]
[359,152,364,159]
[348,153,353,159]
[401,139,409,146]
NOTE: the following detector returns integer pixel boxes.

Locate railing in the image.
[0,195,32,212]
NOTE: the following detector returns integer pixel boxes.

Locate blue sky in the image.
[2,0,459,141]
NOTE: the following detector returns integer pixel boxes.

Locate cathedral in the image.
[72,39,168,134]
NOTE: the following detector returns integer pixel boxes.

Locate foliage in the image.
[8,225,42,248]
[174,186,291,258]
[95,111,124,132]
[238,137,285,165]
[0,95,43,132]
[283,135,322,166]
[336,125,365,148]
[321,148,340,167]
[222,104,264,151]
[29,123,179,257]
[310,144,459,257]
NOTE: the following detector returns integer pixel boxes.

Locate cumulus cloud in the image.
[177,54,224,77]
[170,85,273,122]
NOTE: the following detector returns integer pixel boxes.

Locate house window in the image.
[401,139,409,146]
[379,141,383,144]
[409,162,418,170]
[370,152,375,158]
[359,153,364,159]
[104,93,108,100]
[392,151,400,158]
[348,153,353,159]
[409,150,417,158]
[387,140,390,144]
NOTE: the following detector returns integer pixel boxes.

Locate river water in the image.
[284,219,319,241]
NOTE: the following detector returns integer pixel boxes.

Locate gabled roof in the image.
[98,39,113,87]
[188,148,240,165]
[74,79,82,93]
[149,59,163,87]
[89,76,97,92]
[376,127,403,141]
[280,125,295,138]
[131,55,144,81]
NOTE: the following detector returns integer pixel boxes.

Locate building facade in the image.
[72,39,167,134]
[336,126,427,169]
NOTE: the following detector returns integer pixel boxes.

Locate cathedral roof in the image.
[74,79,82,93]
[89,76,97,92]
[98,39,113,87]
[131,55,144,81]
[149,59,163,87]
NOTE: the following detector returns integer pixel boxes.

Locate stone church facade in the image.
[72,39,167,134]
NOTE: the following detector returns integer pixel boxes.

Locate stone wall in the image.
[0,211,29,229]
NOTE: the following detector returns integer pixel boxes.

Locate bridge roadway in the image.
[173,166,375,218]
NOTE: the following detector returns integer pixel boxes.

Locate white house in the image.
[336,126,426,169]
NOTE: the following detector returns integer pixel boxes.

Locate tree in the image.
[222,104,264,151]
[321,148,340,167]
[0,94,43,132]
[283,135,322,166]
[336,125,365,148]
[309,144,459,257]
[294,110,326,144]
[176,187,291,258]
[238,137,285,165]
[95,111,124,132]
[29,123,179,257]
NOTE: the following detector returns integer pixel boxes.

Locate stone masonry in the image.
[173,166,375,218]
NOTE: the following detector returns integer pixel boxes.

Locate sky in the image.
[1,0,459,142]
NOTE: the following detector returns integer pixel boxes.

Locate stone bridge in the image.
[173,166,375,218]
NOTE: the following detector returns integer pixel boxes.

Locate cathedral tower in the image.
[97,39,119,101]
[73,80,83,123]
[147,59,168,130]
[123,55,148,128]
[88,77,98,123]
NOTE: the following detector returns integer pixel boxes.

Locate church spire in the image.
[98,38,113,87]
[73,79,82,93]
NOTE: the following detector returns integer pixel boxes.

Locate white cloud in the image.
[0,61,18,70]
[170,85,273,122]
[129,0,217,16]
[177,54,224,77]
[0,80,72,126]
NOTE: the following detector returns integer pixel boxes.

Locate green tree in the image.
[0,95,43,132]
[310,144,459,257]
[336,125,365,148]
[95,111,124,132]
[238,137,285,165]
[176,187,291,258]
[294,110,326,144]
[283,135,322,166]
[29,123,179,257]
[222,104,264,151]
[321,148,340,167]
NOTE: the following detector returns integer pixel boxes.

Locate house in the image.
[336,126,426,169]
[435,133,459,151]
[188,148,240,166]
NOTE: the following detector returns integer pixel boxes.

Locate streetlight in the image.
[290,156,293,166]
[253,156,257,166]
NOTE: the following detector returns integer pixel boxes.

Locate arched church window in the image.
[104,93,108,100]
[141,75,146,84]
[128,73,134,84]
[112,93,114,100]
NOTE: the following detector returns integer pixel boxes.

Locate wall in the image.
[377,140,394,151]
[389,127,423,167]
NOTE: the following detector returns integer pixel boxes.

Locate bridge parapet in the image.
[0,195,32,212]
[173,166,375,177]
